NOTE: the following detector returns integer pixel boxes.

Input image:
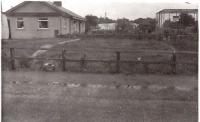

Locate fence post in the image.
[10,48,15,70]
[116,52,120,73]
[171,51,176,74]
[61,49,66,71]
[80,54,86,71]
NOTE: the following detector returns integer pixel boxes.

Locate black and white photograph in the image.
[1,0,199,122]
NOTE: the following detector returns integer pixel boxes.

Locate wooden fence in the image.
[3,47,198,74]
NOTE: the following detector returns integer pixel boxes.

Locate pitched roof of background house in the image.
[45,1,84,20]
[5,1,85,21]
[157,9,198,14]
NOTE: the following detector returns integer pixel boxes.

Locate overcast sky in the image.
[1,0,199,20]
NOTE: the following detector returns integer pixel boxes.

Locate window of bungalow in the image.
[16,18,24,29]
[38,17,48,29]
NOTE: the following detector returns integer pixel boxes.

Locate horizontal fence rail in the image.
[2,46,198,54]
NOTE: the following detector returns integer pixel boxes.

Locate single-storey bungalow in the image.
[4,1,85,39]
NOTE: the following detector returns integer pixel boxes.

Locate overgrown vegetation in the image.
[85,15,156,34]
[163,13,198,34]
[133,18,156,33]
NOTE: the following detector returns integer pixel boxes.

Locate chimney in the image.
[53,1,62,7]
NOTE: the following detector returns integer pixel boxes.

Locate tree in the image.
[85,15,98,33]
[98,17,115,24]
[193,21,198,33]
[179,13,195,27]
[134,18,156,33]
[116,18,132,33]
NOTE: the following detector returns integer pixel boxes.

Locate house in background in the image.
[4,1,85,39]
[130,21,139,30]
[156,9,198,28]
[98,23,116,31]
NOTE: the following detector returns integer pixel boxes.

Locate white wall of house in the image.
[98,23,116,31]
[8,16,60,39]
[60,17,70,35]
[80,22,85,33]
[8,16,85,39]
[69,19,85,34]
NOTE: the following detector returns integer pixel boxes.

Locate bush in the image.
[18,58,31,68]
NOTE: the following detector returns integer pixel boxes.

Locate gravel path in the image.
[31,38,80,57]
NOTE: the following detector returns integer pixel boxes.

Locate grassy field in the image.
[43,38,172,60]
[167,38,198,51]
[3,38,172,58]
[2,71,198,122]
[3,37,197,59]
